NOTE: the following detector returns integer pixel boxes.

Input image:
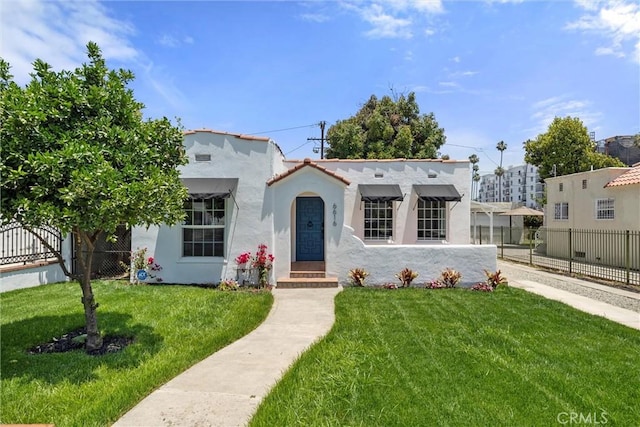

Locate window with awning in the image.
[180,178,238,257]
[358,184,404,202]
[181,178,239,199]
[413,184,462,202]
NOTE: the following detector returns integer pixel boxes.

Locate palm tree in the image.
[496,141,507,202]
[468,154,479,200]
[473,172,481,201]
[494,166,505,202]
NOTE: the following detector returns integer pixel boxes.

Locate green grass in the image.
[1,281,273,426]
[251,287,640,426]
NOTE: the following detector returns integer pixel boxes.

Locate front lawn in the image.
[1,281,273,426]
[251,287,640,426]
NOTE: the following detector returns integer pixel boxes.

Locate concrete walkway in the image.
[509,279,640,331]
[113,286,342,427]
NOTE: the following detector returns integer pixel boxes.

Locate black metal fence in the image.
[472,226,640,287]
[0,221,62,266]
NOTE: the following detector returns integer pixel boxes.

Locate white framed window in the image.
[364,200,394,240]
[596,198,614,220]
[554,202,569,220]
[582,179,587,189]
[417,199,446,241]
[183,198,225,256]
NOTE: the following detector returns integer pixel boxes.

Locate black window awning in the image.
[181,178,239,199]
[358,184,404,202]
[414,184,462,202]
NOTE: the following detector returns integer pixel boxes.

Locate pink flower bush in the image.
[235,244,275,287]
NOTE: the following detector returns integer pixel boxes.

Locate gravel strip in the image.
[497,260,640,313]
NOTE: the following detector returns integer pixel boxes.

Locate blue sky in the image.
[1,0,638,175]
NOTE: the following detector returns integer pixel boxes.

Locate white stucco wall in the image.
[327,226,497,286]
[132,131,284,284]
[308,159,472,245]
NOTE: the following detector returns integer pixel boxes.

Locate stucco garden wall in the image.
[327,226,497,286]
[0,236,72,292]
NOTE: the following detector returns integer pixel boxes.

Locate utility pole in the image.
[307,121,327,159]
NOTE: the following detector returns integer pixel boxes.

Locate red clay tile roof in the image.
[604,163,640,188]
[267,158,351,186]
[183,128,270,142]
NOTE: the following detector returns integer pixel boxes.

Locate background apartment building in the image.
[477,164,543,209]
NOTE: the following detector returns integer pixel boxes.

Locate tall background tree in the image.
[325,92,446,159]
[524,116,624,180]
[495,140,507,202]
[0,43,188,352]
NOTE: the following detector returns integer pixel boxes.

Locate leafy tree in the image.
[524,116,624,180]
[325,92,446,159]
[0,43,188,352]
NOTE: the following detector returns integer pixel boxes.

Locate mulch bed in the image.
[28,328,134,356]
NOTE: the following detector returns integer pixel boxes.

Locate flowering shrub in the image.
[425,280,446,289]
[439,268,462,288]
[471,282,494,292]
[218,278,239,291]
[382,282,398,289]
[484,269,508,289]
[131,247,163,283]
[396,268,418,287]
[235,244,275,288]
[348,268,369,287]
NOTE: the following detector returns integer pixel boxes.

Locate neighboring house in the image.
[470,202,523,244]
[543,163,640,269]
[478,164,543,209]
[132,129,496,287]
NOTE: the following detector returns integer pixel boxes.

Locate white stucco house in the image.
[132,129,496,287]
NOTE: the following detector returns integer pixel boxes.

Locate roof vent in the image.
[374,172,384,178]
[195,154,211,162]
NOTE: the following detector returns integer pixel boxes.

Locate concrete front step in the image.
[290,271,326,279]
[276,277,339,288]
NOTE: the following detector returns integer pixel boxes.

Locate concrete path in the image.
[509,279,640,331]
[113,286,342,427]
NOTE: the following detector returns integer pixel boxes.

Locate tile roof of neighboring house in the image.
[183,128,270,142]
[267,158,351,186]
[604,163,640,188]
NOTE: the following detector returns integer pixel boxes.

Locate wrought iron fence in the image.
[0,221,62,265]
[471,226,640,287]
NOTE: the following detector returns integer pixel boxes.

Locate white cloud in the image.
[300,13,330,23]
[529,95,602,136]
[0,0,137,84]
[449,70,479,78]
[339,0,443,39]
[158,34,195,48]
[0,0,186,112]
[566,0,640,63]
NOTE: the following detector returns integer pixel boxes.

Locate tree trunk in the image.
[75,229,103,352]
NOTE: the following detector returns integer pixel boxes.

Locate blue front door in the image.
[296,197,324,261]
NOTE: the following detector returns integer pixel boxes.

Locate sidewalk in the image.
[113,286,342,427]
[509,280,640,331]
[501,261,640,331]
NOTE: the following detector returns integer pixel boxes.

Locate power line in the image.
[245,123,318,136]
